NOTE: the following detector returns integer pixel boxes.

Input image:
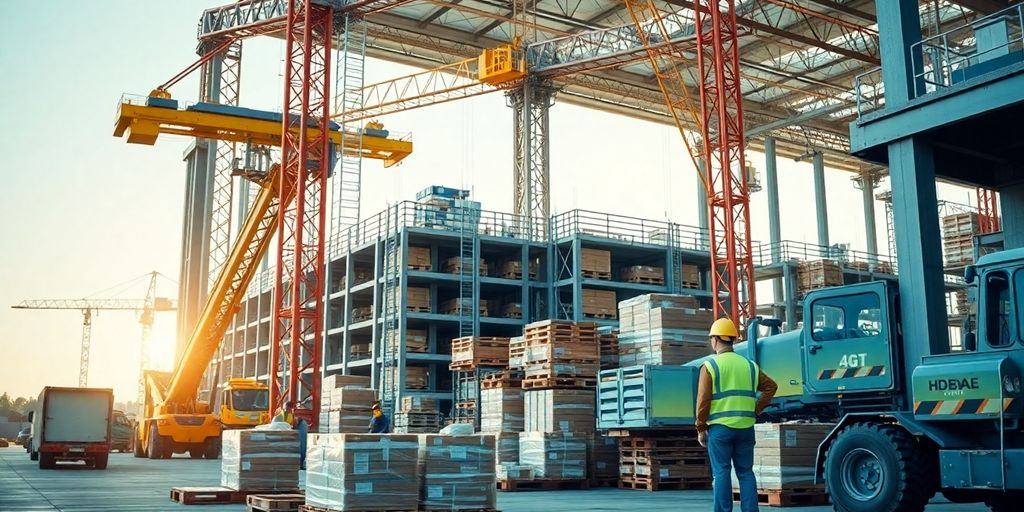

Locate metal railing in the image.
[853,67,885,117]
[750,240,894,271]
[549,210,708,251]
[912,4,1024,97]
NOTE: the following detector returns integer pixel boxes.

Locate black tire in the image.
[824,422,936,512]
[29,450,38,461]
[147,424,166,459]
[92,453,108,470]
[133,428,146,458]
[188,449,203,459]
[203,437,221,460]
[38,452,55,470]
[986,491,1024,511]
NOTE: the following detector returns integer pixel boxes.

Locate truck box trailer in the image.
[29,386,113,470]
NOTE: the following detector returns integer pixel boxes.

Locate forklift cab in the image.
[962,251,1024,355]
[801,281,897,395]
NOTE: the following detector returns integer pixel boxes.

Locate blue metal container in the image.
[416,186,470,201]
[597,365,699,430]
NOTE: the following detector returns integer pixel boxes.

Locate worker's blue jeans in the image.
[296,419,308,470]
[708,424,758,512]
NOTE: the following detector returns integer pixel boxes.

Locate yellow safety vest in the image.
[273,410,295,426]
[703,352,758,429]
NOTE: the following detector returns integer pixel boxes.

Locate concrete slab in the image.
[0,446,987,511]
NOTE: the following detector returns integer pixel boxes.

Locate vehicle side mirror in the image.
[27,411,34,422]
[963,331,977,352]
[964,265,977,284]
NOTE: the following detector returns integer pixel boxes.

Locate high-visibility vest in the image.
[703,352,758,429]
[273,410,295,427]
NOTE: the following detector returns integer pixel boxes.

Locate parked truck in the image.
[28,387,113,470]
[600,248,1024,511]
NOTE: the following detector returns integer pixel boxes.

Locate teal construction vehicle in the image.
[600,248,1024,511]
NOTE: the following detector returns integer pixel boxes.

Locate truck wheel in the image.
[203,438,221,460]
[38,452,56,470]
[147,424,166,459]
[188,448,203,459]
[824,423,935,512]
[986,491,1024,511]
[133,432,145,458]
[30,451,38,461]
[92,453,109,470]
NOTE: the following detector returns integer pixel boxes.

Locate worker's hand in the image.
[698,430,707,447]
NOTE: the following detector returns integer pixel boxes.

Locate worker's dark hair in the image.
[372,401,382,410]
[713,335,735,344]
[284,400,294,409]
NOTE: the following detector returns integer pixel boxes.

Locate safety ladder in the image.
[378,205,401,417]
[332,17,366,239]
[451,201,480,425]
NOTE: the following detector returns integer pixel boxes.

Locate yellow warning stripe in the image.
[817,366,886,380]
[914,397,1016,415]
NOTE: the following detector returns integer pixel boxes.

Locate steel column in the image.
[998,184,1024,248]
[177,141,213,362]
[509,80,555,241]
[764,137,783,318]
[812,151,829,256]
[876,0,923,107]
[696,159,709,249]
[860,172,879,263]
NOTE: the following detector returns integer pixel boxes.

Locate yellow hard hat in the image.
[709,317,739,340]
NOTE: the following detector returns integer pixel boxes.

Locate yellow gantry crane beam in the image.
[114,96,413,168]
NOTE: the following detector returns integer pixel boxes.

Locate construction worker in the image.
[271,400,308,469]
[368,401,390,433]
[273,400,296,426]
[696,318,778,512]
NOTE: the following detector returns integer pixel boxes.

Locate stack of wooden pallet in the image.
[443,256,489,275]
[501,302,523,319]
[407,246,432,270]
[319,374,373,434]
[520,320,599,389]
[618,294,712,366]
[581,248,612,279]
[450,336,510,370]
[619,432,711,491]
[479,370,527,483]
[621,265,665,285]
[393,396,442,434]
[582,288,618,319]
[797,260,843,296]
[440,297,490,317]
[942,213,979,266]
[599,329,619,370]
[730,423,834,507]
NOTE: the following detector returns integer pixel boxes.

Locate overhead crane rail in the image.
[114,95,412,167]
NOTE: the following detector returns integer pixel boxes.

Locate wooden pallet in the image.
[619,477,711,491]
[588,478,620,488]
[732,488,829,507]
[581,270,612,280]
[406,305,431,313]
[171,487,299,505]
[247,494,306,512]
[497,478,590,492]
[624,276,665,285]
[481,371,524,389]
[407,264,431,271]
[298,506,417,512]
[521,375,597,389]
[583,312,617,319]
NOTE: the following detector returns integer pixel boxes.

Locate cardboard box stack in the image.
[617,294,713,366]
[519,432,588,480]
[797,260,843,296]
[619,433,711,491]
[731,423,835,494]
[588,434,620,485]
[439,297,490,317]
[319,374,374,434]
[394,396,441,434]
[480,381,524,433]
[679,264,701,288]
[621,265,665,285]
[443,256,489,276]
[385,329,428,355]
[450,336,510,371]
[524,389,595,433]
[581,248,612,279]
[496,258,538,280]
[418,435,497,511]
[943,212,979,266]
[407,246,432,270]
[582,288,618,319]
[386,366,429,391]
[306,433,420,511]
[221,430,300,491]
[403,286,431,312]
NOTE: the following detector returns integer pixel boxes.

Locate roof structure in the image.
[350,0,1004,172]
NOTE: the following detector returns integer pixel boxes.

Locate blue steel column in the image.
[812,151,829,256]
[877,1,950,375]
[861,173,879,264]
[782,264,797,331]
[696,160,709,249]
[176,140,213,362]
[1001,183,1024,248]
[764,137,784,319]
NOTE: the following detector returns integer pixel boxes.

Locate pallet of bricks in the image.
[797,260,843,297]
[942,212,978,267]
[173,429,300,506]
[496,258,538,280]
[618,294,713,366]
[581,247,611,280]
[497,319,609,491]
[407,246,432,271]
[440,297,490,317]
[730,422,834,507]
[618,429,711,491]
[479,370,527,484]
[443,256,488,275]
[300,431,497,512]
[621,265,664,285]
[385,329,428,356]
[401,286,431,313]
[582,288,617,319]
[319,374,374,434]
[450,336,510,371]
[385,366,429,392]
[393,396,442,434]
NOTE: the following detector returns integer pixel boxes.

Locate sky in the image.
[0,1,979,403]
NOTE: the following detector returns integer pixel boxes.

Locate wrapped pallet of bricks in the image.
[524,388,595,433]
[450,336,510,370]
[408,246,432,270]
[221,429,299,491]
[418,434,497,510]
[730,422,834,496]
[440,297,489,317]
[617,294,713,366]
[581,247,611,279]
[588,434,620,485]
[480,386,524,433]
[496,258,538,280]
[319,374,372,433]
[942,212,979,266]
[324,387,376,434]
[797,260,843,296]
[619,433,710,491]
[582,288,617,319]
[443,256,489,276]
[621,265,665,285]
[306,433,420,511]
[519,431,587,480]
[492,432,525,481]
[521,320,599,389]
